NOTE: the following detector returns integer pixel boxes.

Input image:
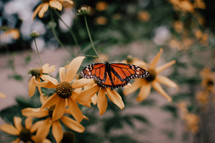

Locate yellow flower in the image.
[28,63,56,97]
[123,49,178,102]
[95,1,108,11]
[76,80,125,115]
[138,11,150,22]
[94,16,107,25]
[0,92,6,98]
[22,106,85,143]
[39,56,92,121]
[200,67,215,93]
[33,0,74,19]
[196,90,209,106]
[0,116,50,143]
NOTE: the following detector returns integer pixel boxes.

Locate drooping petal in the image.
[35,119,52,143]
[25,117,32,130]
[136,83,151,102]
[42,64,55,74]
[41,93,60,109]
[64,0,74,6]
[28,77,36,97]
[11,138,20,143]
[67,97,83,122]
[152,81,172,101]
[156,60,176,74]
[52,121,63,143]
[52,99,66,121]
[65,56,85,82]
[156,76,178,88]
[41,75,58,85]
[38,3,49,18]
[61,116,85,133]
[97,88,107,115]
[14,117,23,132]
[39,81,57,88]
[76,85,100,106]
[59,67,66,82]
[33,4,42,19]
[22,108,48,118]
[0,124,19,135]
[106,88,125,109]
[149,49,163,69]
[123,79,143,95]
[49,0,63,11]
[72,79,94,89]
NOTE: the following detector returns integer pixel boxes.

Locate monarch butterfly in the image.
[81,62,149,89]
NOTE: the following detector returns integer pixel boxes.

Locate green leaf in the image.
[133,115,151,125]
[8,73,23,81]
[161,105,178,118]
[110,135,138,143]
[0,105,22,123]
[140,99,156,106]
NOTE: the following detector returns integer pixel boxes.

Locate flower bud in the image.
[78,6,90,15]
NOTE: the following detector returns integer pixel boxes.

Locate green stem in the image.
[33,38,43,65]
[84,16,99,57]
[54,9,79,47]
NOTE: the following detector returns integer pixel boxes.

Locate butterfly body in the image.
[81,62,149,89]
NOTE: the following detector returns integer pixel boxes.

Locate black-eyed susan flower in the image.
[123,49,178,102]
[0,116,50,143]
[200,67,215,93]
[76,80,125,115]
[33,0,74,19]
[39,56,92,121]
[22,106,85,143]
[28,63,56,97]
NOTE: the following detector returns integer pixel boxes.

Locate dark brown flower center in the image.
[145,68,156,82]
[207,79,214,86]
[19,128,32,142]
[42,0,50,3]
[29,68,42,78]
[56,81,73,98]
[61,131,76,143]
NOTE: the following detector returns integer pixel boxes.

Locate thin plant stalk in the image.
[33,38,43,65]
[84,15,99,58]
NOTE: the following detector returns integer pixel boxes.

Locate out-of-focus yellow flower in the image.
[194,0,206,9]
[0,117,50,143]
[183,38,193,50]
[76,80,125,115]
[28,63,56,98]
[0,92,6,98]
[0,28,20,43]
[39,57,92,121]
[33,0,74,19]
[22,106,85,143]
[95,1,108,11]
[169,39,182,50]
[200,68,215,93]
[123,49,178,102]
[94,16,107,25]
[196,90,209,106]
[174,21,183,33]
[138,11,150,22]
[94,54,108,63]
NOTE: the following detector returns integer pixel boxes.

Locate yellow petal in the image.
[11,138,20,143]
[14,117,23,132]
[52,99,66,121]
[35,119,52,143]
[136,83,151,102]
[41,93,60,109]
[22,108,48,118]
[97,88,107,115]
[64,0,74,6]
[106,88,125,109]
[0,124,19,135]
[49,0,63,11]
[76,85,100,106]
[123,79,143,95]
[28,77,36,97]
[0,93,6,98]
[30,120,44,133]
[91,94,97,105]
[59,67,66,82]
[41,75,58,85]
[40,94,48,105]
[149,48,163,69]
[67,98,83,122]
[52,121,63,143]
[65,56,85,82]
[156,76,178,88]
[25,117,32,130]
[156,60,176,74]
[72,79,94,89]
[42,64,56,73]
[152,81,172,101]
[33,4,42,19]
[61,116,85,133]
[40,81,57,88]
[38,3,49,18]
